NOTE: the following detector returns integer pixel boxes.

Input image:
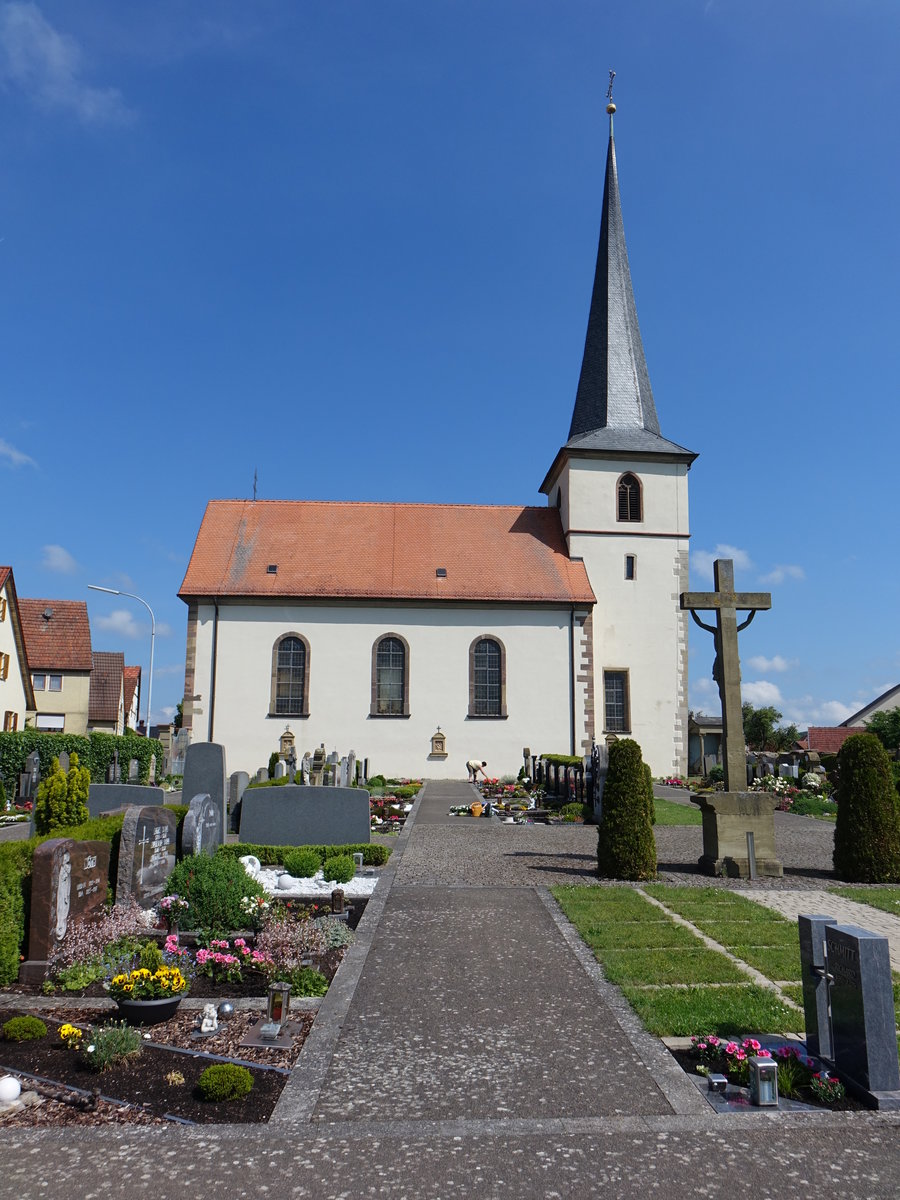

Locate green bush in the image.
[268,752,279,780]
[3,1015,47,1041]
[0,859,24,987]
[285,965,329,996]
[389,784,421,800]
[283,848,323,878]
[322,854,355,884]
[559,802,585,822]
[833,734,900,883]
[219,842,389,867]
[367,775,386,788]
[0,731,164,798]
[706,765,725,785]
[197,1062,253,1102]
[81,1021,142,1072]
[165,853,268,932]
[139,941,164,972]
[597,739,657,881]
[540,754,583,767]
[33,753,91,834]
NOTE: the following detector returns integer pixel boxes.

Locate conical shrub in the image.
[597,739,657,880]
[833,733,900,883]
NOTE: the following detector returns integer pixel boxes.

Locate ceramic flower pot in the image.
[116,996,183,1026]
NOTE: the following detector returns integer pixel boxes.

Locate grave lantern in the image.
[266,981,292,1026]
[749,1056,778,1106]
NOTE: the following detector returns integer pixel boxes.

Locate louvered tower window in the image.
[617,473,642,522]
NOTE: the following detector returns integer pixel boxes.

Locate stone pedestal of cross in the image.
[680,559,781,878]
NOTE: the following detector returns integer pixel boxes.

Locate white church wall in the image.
[189,601,578,780]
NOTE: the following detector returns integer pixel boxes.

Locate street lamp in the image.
[87,585,155,737]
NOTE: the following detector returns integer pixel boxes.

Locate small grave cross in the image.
[681,559,771,791]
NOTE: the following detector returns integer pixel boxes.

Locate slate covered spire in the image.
[565,114,694,460]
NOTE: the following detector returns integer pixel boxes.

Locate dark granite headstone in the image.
[182,742,227,830]
[229,771,250,834]
[798,913,837,1058]
[182,792,224,857]
[21,838,110,980]
[826,924,900,1109]
[88,783,161,818]
[116,805,177,908]
[239,785,370,846]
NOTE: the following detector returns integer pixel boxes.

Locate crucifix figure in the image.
[681,559,771,792]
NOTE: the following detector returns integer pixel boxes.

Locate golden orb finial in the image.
[606,102,616,115]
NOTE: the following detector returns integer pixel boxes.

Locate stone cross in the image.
[681,558,771,792]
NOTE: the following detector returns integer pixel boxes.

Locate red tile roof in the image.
[19,599,93,671]
[123,665,141,715]
[89,651,125,723]
[179,500,596,605]
[806,726,866,754]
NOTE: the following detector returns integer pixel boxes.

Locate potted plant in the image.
[107,946,188,1026]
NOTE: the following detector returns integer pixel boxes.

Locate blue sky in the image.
[1,1,898,732]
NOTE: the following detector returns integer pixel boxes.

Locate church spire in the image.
[566,95,687,456]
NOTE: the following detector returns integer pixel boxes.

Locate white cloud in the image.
[742,680,784,707]
[691,544,753,583]
[157,705,177,720]
[782,697,856,728]
[746,654,791,673]
[95,608,143,639]
[759,564,805,585]
[41,543,78,574]
[0,436,36,467]
[152,663,184,678]
[156,622,172,638]
[0,2,133,125]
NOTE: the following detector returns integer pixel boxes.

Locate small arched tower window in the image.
[617,473,642,522]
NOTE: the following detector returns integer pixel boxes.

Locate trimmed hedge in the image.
[833,733,900,883]
[0,730,164,798]
[540,754,583,767]
[217,842,390,867]
[597,738,657,881]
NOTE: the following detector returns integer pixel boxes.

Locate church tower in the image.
[540,101,696,776]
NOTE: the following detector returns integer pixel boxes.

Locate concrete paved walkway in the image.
[750,889,900,973]
[2,780,900,1199]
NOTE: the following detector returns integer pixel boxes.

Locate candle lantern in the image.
[749,1056,778,1107]
[267,981,292,1026]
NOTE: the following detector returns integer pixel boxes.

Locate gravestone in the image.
[257,767,269,783]
[116,805,177,909]
[20,838,110,982]
[182,741,227,830]
[826,924,900,1109]
[182,792,224,857]
[274,760,288,780]
[681,559,781,877]
[340,756,349,788]
[347,750,357,786]
[229,770,250,833]
[798,913,838,1058]
[239,785,370,846]
[301,752,311,785]
[128,758,140,784]
[591,742,609,819]
[57,750,69,774]
[19,750,41,802]
[311,745,326,786]
[88,783,161,818]
[107,751,121,784]
[148,753,157,784]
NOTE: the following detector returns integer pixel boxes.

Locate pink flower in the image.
[724,1043,739,1055]
[735,1050,746,1061]
[708,1036,720,1046]
[747,1039,761,1051]
[757,1048,772,1058]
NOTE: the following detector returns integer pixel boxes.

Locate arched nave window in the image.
[270,633,310,716]
[468,636,507,718]
[371,634,410,716]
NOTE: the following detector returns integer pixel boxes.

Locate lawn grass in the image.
[687,920,800,947]
[600,948,748,986]
[652,798,702,826]
[619,984,800,1037]
[828,886,900,918]
[727,945,802,981]
[553,885,657,921]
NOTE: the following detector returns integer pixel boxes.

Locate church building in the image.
[178,111,696,780]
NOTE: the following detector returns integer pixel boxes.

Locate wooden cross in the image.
[681,559,771,792]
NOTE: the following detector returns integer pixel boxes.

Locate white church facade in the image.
[179,114,696,780]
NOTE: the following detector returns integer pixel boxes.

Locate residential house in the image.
[88,651,126,735]
[0,567,36,733]
[839,685,900,728]
[19,598,93,734]
[124,665,142,732]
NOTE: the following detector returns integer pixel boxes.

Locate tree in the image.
[742,703,799,752]
[833,733,900,883]
[597,739,657,880]
[865,707,900,752]
[33,753,90,834]
[174,700,184,732]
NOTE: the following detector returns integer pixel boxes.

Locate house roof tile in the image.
[179,500,596,606]
[806,726,866,754]
[19,599,93,671]
[89,651,125,723]
[123,665,141,715]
